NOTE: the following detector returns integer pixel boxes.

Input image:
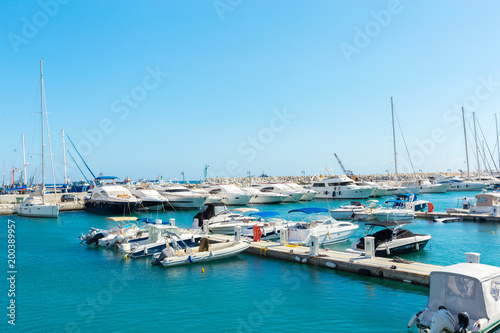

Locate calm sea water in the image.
[1,191,499,332]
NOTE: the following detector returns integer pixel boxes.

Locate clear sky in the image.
[2,1,500,183]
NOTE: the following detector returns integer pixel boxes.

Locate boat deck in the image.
[208,234,439,286]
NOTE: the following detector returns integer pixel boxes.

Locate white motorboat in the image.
[416,179,450,193]
[252,183,304,202]
[191,188,221,204]
[84,176,141,215]
[310,175,374,199]
[446,196,477,214]
[17,60,59,218]
[370,206,415,221]
[434,175,487,192]
[346,221,431,257]
[191,203,260,234]
[286,208,359,246]
[119,220,203,258]
[241,187,287,204]
[153,183,207,210]
[409,261,500,333]
[447,192,500,216]
[128,187,168,211]
[79,217,148,247]
[330,201,368,219]
[282,182,317,201]
[202,184,252,206]
[240,212,289,240]
[151,238,249,267]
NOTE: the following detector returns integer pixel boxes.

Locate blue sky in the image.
[2,1,500,183]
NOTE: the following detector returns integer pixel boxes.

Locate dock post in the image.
[234,226,241,241]
[364,236,375,258]
[280,228,288,245]
[465,252,481,263]
[310,235,319,256]
[203,220,208,234]
[169,218,175,226]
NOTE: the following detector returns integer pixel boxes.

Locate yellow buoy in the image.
[202,268,205,274]
[492,231,495,234]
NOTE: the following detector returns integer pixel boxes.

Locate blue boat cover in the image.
[96,176,118,180]
[250,212,280,218]
[288,207,329,214]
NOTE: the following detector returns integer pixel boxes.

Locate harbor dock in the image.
[208,234,440,286]
[415,211,500,222]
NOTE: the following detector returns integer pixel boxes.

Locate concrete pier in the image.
[0,192,86,215]
[415,211,500,222]
[208,234,439,286]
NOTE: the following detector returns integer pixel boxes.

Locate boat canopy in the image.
[365,221,412,228]
[105,216,138,222]
[288,207,329,214]
[475,193,500,207]
[96,176,119,180]
[428,263,500,322]
[250,212,280,218]
[397,193,417,201]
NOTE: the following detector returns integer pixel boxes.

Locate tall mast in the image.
[40,59,45,203]
[462,107,470,179]
[22,133,27,185]
[473,112,481,177]
[62,129,68,191]
[496,114,500,173]
[391,97,398,181]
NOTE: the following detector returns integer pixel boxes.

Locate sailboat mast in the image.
[462,107,470,179]
[473,112,481,177]
[496,114,500,173]
[391,97,398,181]
[22,133,27,185]
[62,129,68,191]
[40,59,45,203]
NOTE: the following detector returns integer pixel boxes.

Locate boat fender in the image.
[295,256,301,262]
[301,258,307,263]
[416,241,419,251]
[407,310,424,328]
[325,262,336,269]
[473,318,488,331]
[188,255,194,263]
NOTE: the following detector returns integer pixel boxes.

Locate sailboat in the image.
[16,60,59,218]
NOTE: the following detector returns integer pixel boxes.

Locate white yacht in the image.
[414,179,450,193]
[202,184,252,206]
[286,208,359,246]
[433,175,487,191]
[330,201,368,219]
[153,183,207,210]
[282,182,317,201]
[241,187,287,204]
[191,203,260,234]
[128,187,168,211]
[191,188,221,204]
[252,183,303,202]
[310,175,374,199]
[84,177,141,215]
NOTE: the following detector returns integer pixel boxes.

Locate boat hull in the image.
[17,204,59,218]
[160,242,249,267]
[84,199,139,215]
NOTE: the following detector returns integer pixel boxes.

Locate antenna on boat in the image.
[22,133,27,186]
[391,97,398,181]
[62,129,68,192]
[40,59,46,204]
[462,107,470,180]
[473,112,481,177]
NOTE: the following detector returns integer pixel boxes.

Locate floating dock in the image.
[208,234,440,286]
[416,211,500,222]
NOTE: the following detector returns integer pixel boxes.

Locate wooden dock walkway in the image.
[208,234,440,286]
[416,211,500,222]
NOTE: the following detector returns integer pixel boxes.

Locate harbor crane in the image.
[334,153,353,176]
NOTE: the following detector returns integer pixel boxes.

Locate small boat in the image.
[240,212,288,240]
[286,208,359,246]
[79,217,148,247]
[330,201,368,219]
[151,238,249,267]
[434,216,462,223]
[191,203,260,234]
[409,262,500,332]
[119,220,203,258]
[346,221,431,257]
[370,193,427,221]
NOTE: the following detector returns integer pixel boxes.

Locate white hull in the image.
[447,183,487,191]
[282,193,304,202]
[299,192,316,201]
[219,194,252,206]
[248,195,285,204]
[419,183,450,193]
[371,209,414,221]
[165,196,207,210]
[315,187,373,199]
[16,203,59,218]
[160,241,249,267]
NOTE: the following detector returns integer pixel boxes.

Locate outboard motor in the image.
[430,307,457,333]
[457,312,470,333]
[151,247,175,265]
[87,232,105,246]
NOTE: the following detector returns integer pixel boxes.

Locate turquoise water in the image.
[1,191,500,332]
